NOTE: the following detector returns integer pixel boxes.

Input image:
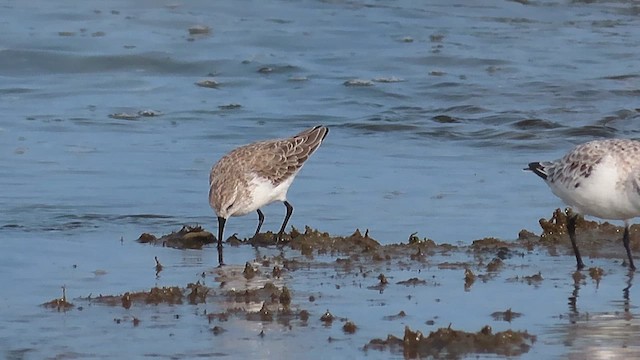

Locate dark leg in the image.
[567,214,585,270]
[276,201,294,241]
[623,269,634,313]
[623,224,636,270]
[217,216,226,267]
[254,209,265,237]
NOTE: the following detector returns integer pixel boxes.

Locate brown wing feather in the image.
[209,125,329,214]
[252,125,328,185]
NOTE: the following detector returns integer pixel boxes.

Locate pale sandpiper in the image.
[526,139,639,270]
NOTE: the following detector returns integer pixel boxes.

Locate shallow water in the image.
[3,232,639,359]
[2,0,640,358]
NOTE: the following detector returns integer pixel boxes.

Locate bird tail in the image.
[524,162,548,180]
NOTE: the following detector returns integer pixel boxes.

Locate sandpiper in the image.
[526,139,640,270]
[209,125,329,265]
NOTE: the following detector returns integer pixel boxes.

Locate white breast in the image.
[549,155,640,220]
[231,173,297,217]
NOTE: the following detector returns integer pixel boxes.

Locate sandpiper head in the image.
[209,182,240,219]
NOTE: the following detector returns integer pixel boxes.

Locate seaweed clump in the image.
[365,325,535,358]
[249,226,380,256]
[93,285,204,308]
[42,286,74,311]
[536,208,640,260]
[137,225,214,249]
[290,227,380,254]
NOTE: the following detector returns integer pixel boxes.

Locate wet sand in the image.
[27,209,640,359]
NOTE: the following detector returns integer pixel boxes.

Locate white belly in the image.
[231,174,296,217]
[549,158,640,220]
